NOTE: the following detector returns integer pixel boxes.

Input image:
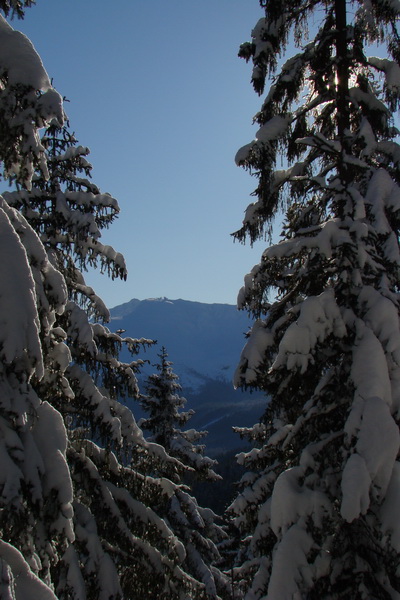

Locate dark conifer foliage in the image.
[230,1,400,598]
[142,347,194,452]
[141,348,230,600]
[0,12,218,600]
[142,347,218,479]
[0,0,34,18]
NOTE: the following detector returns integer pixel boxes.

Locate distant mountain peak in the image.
[108,297,260,455]
[109,297,252,384]
[111,297,240,319]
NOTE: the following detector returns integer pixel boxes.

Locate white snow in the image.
[0,15,50,89]
[0,16,64,187]
[0,541,58,600]
[235,141,256,166]
[270,467,330,536]
[368,56,400,91]
[356,396,399,498]
[255,115,291,143]
[21,429,45,504]
[271,289,346,374]
[267,523,314,600]
[37,88,64,126]
[0,435,23,505]
[234,319,273,386]
[66,302,97,357]
[32,402,74,537]
[350,326,392,410]
[359,286,400,363]
[0,206,43,378]
[345,322,400,505]
[261,218,351,263]
[358,117,377,158]
[341,453,371,521]
[61,546,86,600]
[350,86,390,117]
[379,462,400,551]
[235,116,291,166]
[97,554,122,600]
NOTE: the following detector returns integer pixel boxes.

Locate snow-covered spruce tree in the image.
[141,347,218,477]
[6,122,200,600]
[0,11,70,599]
[229,1,400,598]
[141,348,230,600]
[0,13,207,600]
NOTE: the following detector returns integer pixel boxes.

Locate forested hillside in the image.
[230,0,400,598]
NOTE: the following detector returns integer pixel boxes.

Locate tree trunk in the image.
[335,0,350,185]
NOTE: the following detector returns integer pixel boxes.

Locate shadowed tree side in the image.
[229,0,400,598]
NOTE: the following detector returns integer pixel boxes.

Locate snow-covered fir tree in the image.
[5,119,196,600]
[141,348,230,600]
[141,347,218,478]
[0,9,68,598]
[229,1,400,598]
[0,8,218,600]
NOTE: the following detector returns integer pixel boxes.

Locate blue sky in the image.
[13,0,273,308]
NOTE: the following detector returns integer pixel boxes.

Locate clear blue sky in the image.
[14,0,272,308]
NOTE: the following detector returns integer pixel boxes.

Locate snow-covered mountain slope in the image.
[109,297,265,454]
[110,297,253,388]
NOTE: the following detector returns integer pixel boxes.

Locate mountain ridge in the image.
[108,297,264,454]
[110,296,253,384]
